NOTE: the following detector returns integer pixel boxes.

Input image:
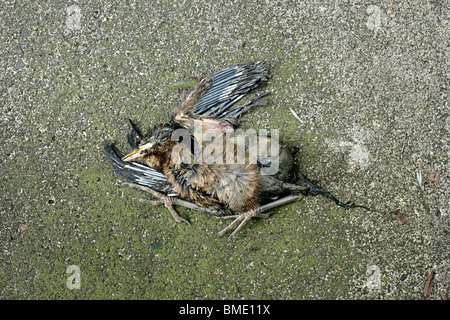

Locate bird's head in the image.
[121,123,175,163]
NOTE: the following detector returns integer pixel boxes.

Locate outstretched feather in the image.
[173,62,270,132]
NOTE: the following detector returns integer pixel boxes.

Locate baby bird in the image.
[104,62,366,238]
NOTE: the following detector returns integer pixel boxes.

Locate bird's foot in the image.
[163,197,190,224]
[123,182,221,224]
[134,197,190,225]
[217,194,303,239]
[216,209,261,239]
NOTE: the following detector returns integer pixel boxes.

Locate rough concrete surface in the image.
[0,0,448,300]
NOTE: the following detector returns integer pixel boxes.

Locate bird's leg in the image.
[135,197,190,224]
[133,198,165,206]
[217,194,303,238]
[163,197,190,224]
[123,182,220,223]
[218,212,271,219]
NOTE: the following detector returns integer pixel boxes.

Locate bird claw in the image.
[163,197,190,225]
[217,209,260,239]
[133,196,190,225]
[126,183,304,237]
[217,195,303,238]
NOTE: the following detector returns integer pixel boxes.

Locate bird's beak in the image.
[121,143,153,162]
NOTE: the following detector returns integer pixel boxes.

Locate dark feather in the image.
[172,62,270,131]
[194,61,270,120]
[126,118,144,149]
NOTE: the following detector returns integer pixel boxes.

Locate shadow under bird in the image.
[104,61,369,238]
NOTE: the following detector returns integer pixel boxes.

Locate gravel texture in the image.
[0,0,448,300]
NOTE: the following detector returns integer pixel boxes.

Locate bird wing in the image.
[172,62,270,134]
[103,142,178,196]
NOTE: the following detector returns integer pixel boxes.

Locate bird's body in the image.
[104,62,367,237]
[123,119,301,214]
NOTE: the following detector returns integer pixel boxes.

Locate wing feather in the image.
[172,62,270,132]
[103,142,178,196]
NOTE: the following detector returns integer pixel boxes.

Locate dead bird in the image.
[104,62,368,238]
